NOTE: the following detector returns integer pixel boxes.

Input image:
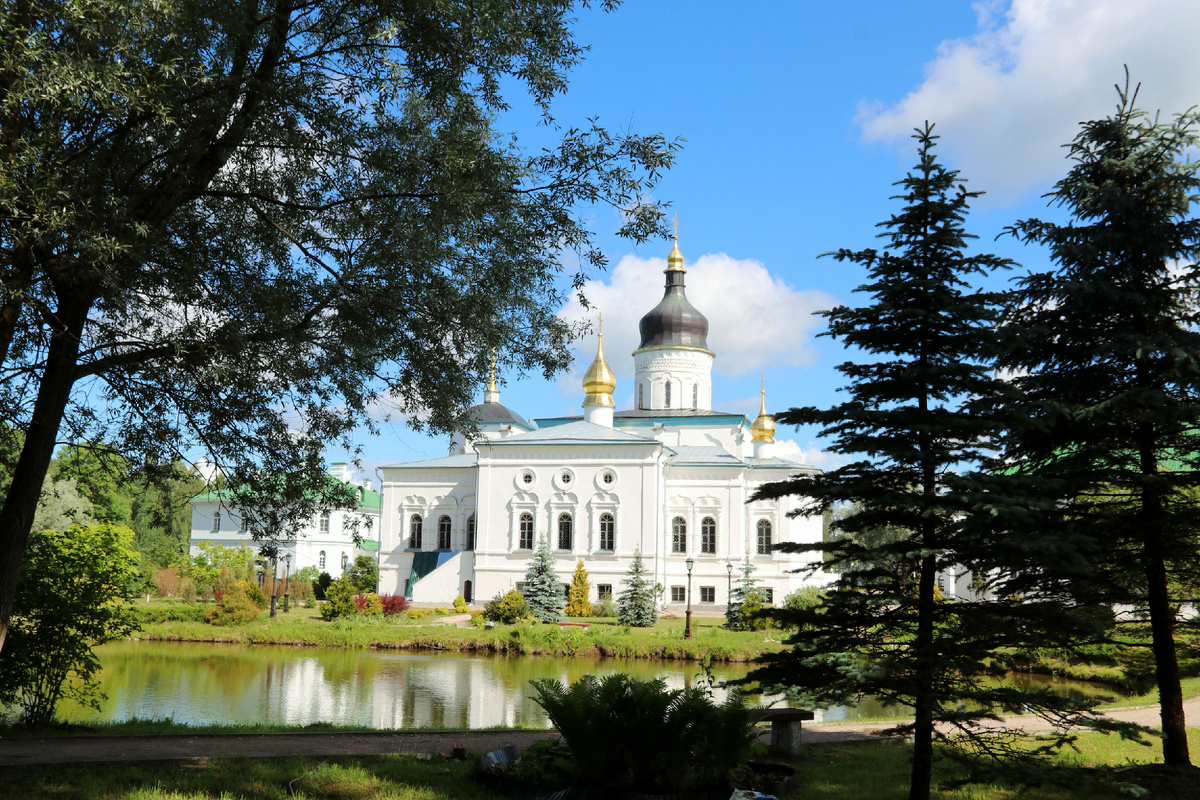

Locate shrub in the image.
[594,597,618,618]
[564,559,593,618]
[354,592,384,616]
[153,567,181,598]
[132,602,208,624]
[320,577,358,620]
[380,594,409,616]
[453,594,469,613]
[530,673,755,792]
[738,590,770,632]
[313,571,333,600]
[235,579,268,609]
[284,574,313,604]
[204,583,263,626]
[783,585,824,612]
[178,577,198,603]
[484,589,531,624]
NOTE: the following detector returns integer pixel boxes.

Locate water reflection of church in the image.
[377,237,829,610]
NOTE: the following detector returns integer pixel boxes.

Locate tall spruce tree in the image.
[750,125,1094,800]
[996,82,1200,766]
[522,534,565,623]
[617,548,657,627]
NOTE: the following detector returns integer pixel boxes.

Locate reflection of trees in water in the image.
[65,641,1108,728]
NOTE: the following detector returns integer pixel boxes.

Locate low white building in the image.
[376,238,830,608]
[189,462,382,576]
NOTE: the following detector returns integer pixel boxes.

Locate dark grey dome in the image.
[466,401,533,431]
[636,270,711,352]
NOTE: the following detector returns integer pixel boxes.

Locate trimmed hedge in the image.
[131,602,209,624]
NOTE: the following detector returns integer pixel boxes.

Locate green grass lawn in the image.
[7,732,1200,800]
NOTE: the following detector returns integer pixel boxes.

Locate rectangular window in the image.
[671,586,685,602]
[762,588,774,606]
[700,586,715,603]
[597,584,613,601]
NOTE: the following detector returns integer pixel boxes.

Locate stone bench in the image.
[758,707,815,756]
[556,621,590,629]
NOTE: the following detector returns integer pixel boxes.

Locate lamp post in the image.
[282,554,292,613]
[684,556,695,640]
[269,557,278,618]
[726,561,733,609]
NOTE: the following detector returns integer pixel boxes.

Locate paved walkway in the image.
[2,698,1196,767]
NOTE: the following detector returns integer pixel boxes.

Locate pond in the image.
[51,641,1124,729]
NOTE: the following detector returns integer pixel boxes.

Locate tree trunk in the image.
[0,292,90,653]
[909,550,937,800]
[1145,542,1190,764]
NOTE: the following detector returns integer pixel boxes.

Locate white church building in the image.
[376,238,828,610]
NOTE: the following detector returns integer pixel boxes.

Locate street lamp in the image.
[269,557,278,618]
[282,554,292,613]
[726,561,733,609]
[684,556,695,640]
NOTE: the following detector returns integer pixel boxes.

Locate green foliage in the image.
[235,580,269,610]
[51,445,132,524]
[313,572,333,601]
[130,602,209,624]
[995,82,1200,766]
[452,595,469,613]
[529,672,756,792]
[750,125,1095,799]
[355,592,384,616]
[344,555,379,594]
[563,559,593,617]
[320,578,358,621]
[32,475,95,533]
[617,549,657,627]
[594,597,618,618]
[0,524,141,726]
[483,589,532,624]
[182,543,257,599]
[0,0,679,653]
[521,535,564,623]
[783,585,825,612]
[203,583,263,626]
[725,558,762,631]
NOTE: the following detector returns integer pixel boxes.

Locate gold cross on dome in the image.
[673,213,679,240]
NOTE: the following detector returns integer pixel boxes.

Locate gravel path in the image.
[2,698,1194,767]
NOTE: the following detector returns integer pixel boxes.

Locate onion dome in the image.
[635,235,712,354]
[582,325,616,408]
[750,379,776,442]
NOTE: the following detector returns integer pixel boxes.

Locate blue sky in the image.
[338,0,1200,476]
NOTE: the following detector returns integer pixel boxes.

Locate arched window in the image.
[341,552,348,571]
[409,514,423,549]
[757,519,772,554]
[319,550,326,569]
[212,511,220,532]
[438,515,452,549]
[319,510,330,533]
[467,515,476,551]
[672,516,686,553]
[519,512,534,549]
[701,517,716,554]
[664,381,671,408]
[692,384,698,409]
[558,513,573,550]
[599,513,615,551]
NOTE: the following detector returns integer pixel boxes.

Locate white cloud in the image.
[773,438,845,472]
[558,251,834,394]
[859,0,1200,203]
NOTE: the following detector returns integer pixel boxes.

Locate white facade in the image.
[188,462,382,576]
[376,240,829,608]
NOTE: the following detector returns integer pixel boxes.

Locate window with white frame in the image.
[700,586,715,603]
[557,513,573,550]
[467,515,476,550]
[409,514,423,549]
[701,517,716,554]
[438,515,452,549]
[671,586,685,602]
[519,512,534,549]
[671,516,686,553]
[599,513,615,551]
[762,588,774,606]
[756,519,772,554]
[319,511,330,533]
[597,584,613,601]
[212,511,220,532]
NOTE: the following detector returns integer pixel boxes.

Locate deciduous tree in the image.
[0,0,678,652]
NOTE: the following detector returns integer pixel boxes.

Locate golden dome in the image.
[666,237,685,273]
[582,327,616,408]
[750,379,775,443]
